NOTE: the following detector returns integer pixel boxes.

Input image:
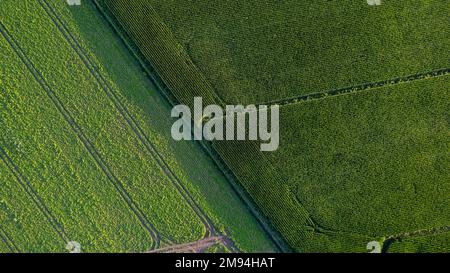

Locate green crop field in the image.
[103,0,450,253]
[385,232,450,253]
[0,0,448,254]
[0,0,275,253]
[0,159,63,253]
[104,0,449,105]
[214,76,450,252]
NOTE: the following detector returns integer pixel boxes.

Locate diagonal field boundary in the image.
[0,147,68,244]
[0,226,21,253]
[256,68,450,108]
[382,225,450,253]
[93,0,286,252]
[203,68,450,119]
[38,0,218,239]
[0,21,161,250]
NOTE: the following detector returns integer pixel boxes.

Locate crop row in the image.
[103,0,222,110]
[257,68,450,108]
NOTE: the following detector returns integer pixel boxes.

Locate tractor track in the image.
[0,21,161,249]
[0,147,68,244]
[0,226,20,253]
[38,0,217,239]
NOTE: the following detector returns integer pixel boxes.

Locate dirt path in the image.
[147,236,237,253]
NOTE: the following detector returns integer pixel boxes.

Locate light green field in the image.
[0,160,63,253]
[0,30,160,252]
[0,243,9,253]
[0,0,275,252]
[204,243,232,254]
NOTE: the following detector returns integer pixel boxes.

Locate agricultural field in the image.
[103,0,450,253]
[0,0,275,253]
[0,159,63,252]
[104,0,449,105]
[214,76,450,252]
[385,231,450,253]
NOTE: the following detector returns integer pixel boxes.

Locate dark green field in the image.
[103,0,450,253]
[214,76,450,252]
[148,0,450,104]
